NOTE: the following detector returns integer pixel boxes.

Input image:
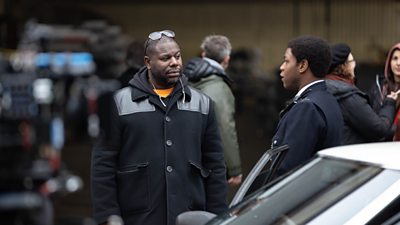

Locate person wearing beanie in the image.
[326,43,399,144]
[327,43,355,84]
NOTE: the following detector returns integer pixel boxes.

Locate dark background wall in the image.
[1,0,398,72]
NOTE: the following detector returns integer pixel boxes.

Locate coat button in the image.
[165,116,171,122]
[166,140,173,146]
[166,166,173,172]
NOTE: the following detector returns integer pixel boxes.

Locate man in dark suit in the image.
[272,35,343,176]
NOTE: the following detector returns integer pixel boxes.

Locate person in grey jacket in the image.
[91,30,228,225]
[183,35,242,186]
[326,43,399,144]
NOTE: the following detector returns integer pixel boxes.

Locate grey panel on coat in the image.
[114,87,155,115]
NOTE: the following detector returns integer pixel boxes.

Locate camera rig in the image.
[0,19,126,224]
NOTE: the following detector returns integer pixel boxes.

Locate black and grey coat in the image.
[326,79,396,144]
[91,67,228,225]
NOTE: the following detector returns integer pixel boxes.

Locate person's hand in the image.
[387,90,400,100]
[228,174,243,187]
[100,215,123,225]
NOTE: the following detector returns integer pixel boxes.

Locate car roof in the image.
[318,142,400,170]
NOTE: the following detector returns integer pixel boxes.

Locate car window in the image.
[207,157,383,225]
[367,196,400,225]
[307,168,400,225]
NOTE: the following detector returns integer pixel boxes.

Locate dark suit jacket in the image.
[272,81,343,175]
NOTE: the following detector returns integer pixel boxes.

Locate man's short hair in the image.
[200,35,232,63]
[288,35,331,78]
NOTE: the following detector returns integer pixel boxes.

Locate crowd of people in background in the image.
[91,30,400,225]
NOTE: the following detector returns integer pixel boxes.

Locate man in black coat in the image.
[272,35,344,176]
[91,30,228,225]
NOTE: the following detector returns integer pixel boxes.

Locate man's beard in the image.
[152,73,180,88]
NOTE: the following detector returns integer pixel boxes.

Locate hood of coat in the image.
[326,79,362,101]
[128,66,154,94]
[384,43,400,87]
[128,66,190,101]
[183,57,233,86]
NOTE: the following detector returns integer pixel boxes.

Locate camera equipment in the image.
[0,18,125,224]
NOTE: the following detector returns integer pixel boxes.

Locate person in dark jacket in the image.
[369,43,400,141]
[183,35,242,187]
[273,35,343,176]
[91,30,228,225]
[326,43,399,144]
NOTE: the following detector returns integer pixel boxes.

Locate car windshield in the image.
[207,157,383,225]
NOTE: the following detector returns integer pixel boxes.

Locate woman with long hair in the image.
[370,43,400,141]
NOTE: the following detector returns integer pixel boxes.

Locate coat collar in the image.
[296,80,326,101]
[279,81,327,118]
[295,80,324,100]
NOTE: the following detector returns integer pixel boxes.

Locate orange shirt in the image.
[153,87,174,98]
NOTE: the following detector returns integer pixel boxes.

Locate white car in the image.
[177,142,400,225]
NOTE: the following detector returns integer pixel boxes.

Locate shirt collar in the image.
[295,80,324,100]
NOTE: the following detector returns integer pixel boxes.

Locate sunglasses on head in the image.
[145,30,175,54]
[148,30,175,40]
